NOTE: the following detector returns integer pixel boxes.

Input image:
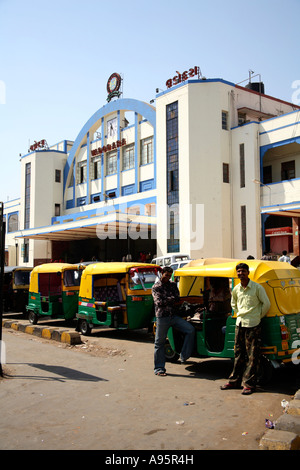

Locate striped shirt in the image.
[152,279,180,317]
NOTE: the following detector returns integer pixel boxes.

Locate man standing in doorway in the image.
[221,263,270,395]
[152,266,195,376]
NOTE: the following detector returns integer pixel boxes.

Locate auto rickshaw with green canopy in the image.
[76,262,162,335]
[3,266,33,315]
[26,263,82,324]
[167,258,300,382]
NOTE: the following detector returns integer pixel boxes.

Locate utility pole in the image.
[0,202,5,377]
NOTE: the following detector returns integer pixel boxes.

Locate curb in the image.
[260,390,300,450]
[2,319,82,345]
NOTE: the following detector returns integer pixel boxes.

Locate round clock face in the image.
[107,118,117,137]
[107,73,121,94]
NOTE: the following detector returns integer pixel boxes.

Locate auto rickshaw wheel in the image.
[28,311,38,325]
[79,319,92,336]
[257,355,273,385]
[164,341,179,362]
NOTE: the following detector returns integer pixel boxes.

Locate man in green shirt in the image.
[221,263,270,395]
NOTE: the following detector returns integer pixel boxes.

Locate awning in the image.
[16,212,156,241]
[261,203,300,218]
[238,106,275,120]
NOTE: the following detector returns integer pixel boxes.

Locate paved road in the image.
[0,323,299,452]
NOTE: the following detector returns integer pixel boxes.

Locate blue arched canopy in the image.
[63,98,156,202]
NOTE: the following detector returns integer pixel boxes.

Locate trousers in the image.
[228,323,262,389]
[154,315,195,374]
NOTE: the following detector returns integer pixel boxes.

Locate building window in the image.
[238,112,247,126]
[222,111,228,130]
[23,239,29,263]
[145,203,156,216]
[281,160,295,180]
[166,101,179,252]
[169,169,178,191]
[240,143,245,188]
[55,204,60,216]
[68,163,74,187]
[241,205,247,251]
[55,169,61,183]
[8,213,18,232]
[91,156,101,180]
[77,161,87,184]
[24,162,31,229]
[168,211,179,253]
[263,165,272,184]
[141,137,153,165]
[106,151,117,175]
[223,163,229,183]
[122,145,135,170]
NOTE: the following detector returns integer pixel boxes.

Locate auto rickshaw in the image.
[26,263,82,324]
[167,259,300,383]
[76,262,162,335]
[3,266,33,315]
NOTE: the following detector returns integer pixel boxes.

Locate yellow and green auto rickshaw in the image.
[3,266,33,315]
[26,263,82,324]
[76,262,162,335]
[167,259,300,383]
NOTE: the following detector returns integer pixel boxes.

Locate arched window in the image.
[8,213,18,232]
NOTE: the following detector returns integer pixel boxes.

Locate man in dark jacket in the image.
[152,266,195,376]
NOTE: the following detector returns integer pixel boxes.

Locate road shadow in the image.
[186,358,233,380]
[5,363,107,383]
[185,358,300,395]
[91,327,155,344]
[259,364,300,395]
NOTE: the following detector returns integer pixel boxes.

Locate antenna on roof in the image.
[249,69,255,82]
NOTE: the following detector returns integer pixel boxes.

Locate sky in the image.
[0,0,300,203]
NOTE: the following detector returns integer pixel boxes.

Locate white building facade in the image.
[3,72,300,266]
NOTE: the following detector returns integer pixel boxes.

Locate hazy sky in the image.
[1,0,299,202]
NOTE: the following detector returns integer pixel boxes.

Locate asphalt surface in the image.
[0,320,299,453]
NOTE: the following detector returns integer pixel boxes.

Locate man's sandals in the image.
[220,382,254,394]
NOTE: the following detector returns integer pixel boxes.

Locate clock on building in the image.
[107,73,122,102]
[107,117,117,137]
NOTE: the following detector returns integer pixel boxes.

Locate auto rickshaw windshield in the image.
[14,270,31,286]
[129,267,161,290]
[63,269,82,287]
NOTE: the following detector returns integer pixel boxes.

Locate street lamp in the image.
[253,179,271,189]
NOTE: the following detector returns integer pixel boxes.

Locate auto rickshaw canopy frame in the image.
[175,259,300,317]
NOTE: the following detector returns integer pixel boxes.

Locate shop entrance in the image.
[263,214,300,257]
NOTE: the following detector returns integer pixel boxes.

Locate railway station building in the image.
[4,69,300,266]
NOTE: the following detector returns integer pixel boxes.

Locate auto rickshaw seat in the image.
[94,285,121,302]
[107,306,122,312]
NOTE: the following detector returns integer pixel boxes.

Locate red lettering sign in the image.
[30,139,48,152]
[91,138,126,157]
[265,227,293,236]
[166,66,199,89]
